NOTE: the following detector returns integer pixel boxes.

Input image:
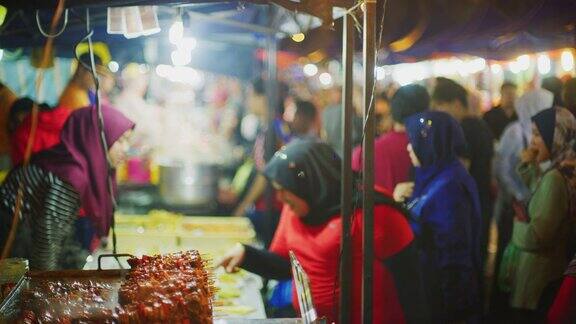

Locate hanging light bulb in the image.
[169,18,184,45]
[319,72,333,87]
[303,63,318,77]
[171,49,191,66]
[516,55,530,71]
[561,49,574,72]
[508,61,521,74]
[108,61,119,73]
[490,64,502,74]
[375,66,386,80]
[537,54,551,75]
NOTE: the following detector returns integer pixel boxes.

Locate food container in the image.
[0,255,130,323]
[158,163,218,207]
[178,217,256,257]
[0,259,28,305]
[111,213,256,258]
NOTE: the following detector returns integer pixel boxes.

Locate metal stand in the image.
[338,11,355,324]
[264,6,279,249]
[361,1,377,323]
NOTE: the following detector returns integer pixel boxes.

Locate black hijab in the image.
[264,138,340,225]
[264,138,407,225]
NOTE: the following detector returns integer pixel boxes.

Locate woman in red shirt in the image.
[218,138,429,323]
[8,98,72,165]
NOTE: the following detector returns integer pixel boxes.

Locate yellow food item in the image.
[214,305,255,316]
[217,285,241,299]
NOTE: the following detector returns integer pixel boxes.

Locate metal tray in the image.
[0,254,132,323]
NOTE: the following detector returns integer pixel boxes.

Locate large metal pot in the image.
[158,163,217,207]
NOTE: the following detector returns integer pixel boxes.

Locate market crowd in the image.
[219,75,576,324]
[0,48,574,324]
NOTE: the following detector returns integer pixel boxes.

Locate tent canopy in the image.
[281,0,576,63]
[1,0,575,72]
[0,1,326,79]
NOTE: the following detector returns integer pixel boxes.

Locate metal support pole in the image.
[362,0,376,323]
[265,36,278,161]
[339,11,355,324]
[264,25,278,248]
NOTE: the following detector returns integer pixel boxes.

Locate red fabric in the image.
[10,106,72,165]
[352,131,411,192]
[270,203,414,324]
[254,195,283,212]
[548,276,576,324]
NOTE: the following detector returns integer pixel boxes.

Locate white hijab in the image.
[514,88,554,144]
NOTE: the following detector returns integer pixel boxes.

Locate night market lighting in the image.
[508,61,521,74]
[516,55,530,71]
[171,49,191,66]
[169,19,184,45]
[291,33,305,43]
[155,64,204,88]
[464,58,486,74]
[432,59,460,76]
[375,66,386,80]
[303,63,318,77]
[392,63,428,86]
[537,54,551,75]
[155,64,170,77]
[490,63,502,74]
[139,64,149,74]
[561,50,574,72]
[178,37,197,51]
[108,61,119,73]
[319,72,333,87]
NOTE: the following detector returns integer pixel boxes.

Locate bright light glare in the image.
[171,49,191,66]
[0,49,4,62]
[155,64,171,78]
[169,20,184,45]
[178,37,197,51]
[108,61,119,73]
[490,64,502,74]
[432,59,461,76]
[139,64,149,74]
[155,65,204,88]
[561,50,574,72]
[291,33,305,43]
[319,72,333,87]
[516,55,530,71]
[303,63,318,77]
[508,61,521,74]
[465,58,486,74]
[537,54,551,75]
[375,66,386,80]
[392,63,429,85]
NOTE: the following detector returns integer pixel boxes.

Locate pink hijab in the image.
[33,105,135,236]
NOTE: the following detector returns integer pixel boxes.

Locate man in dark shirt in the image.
[432,77,494,266]
[483,81,518,140]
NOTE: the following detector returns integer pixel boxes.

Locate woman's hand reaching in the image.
[216,243,246,273]
[393,182,414,203]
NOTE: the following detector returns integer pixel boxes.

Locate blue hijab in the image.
[405,111,467,198]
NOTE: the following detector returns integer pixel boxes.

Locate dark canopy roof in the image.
[281,0,576,63]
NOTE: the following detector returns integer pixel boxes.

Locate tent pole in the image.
[362,0,376,323]
[339,11,354,324]
[264,6,278,248]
